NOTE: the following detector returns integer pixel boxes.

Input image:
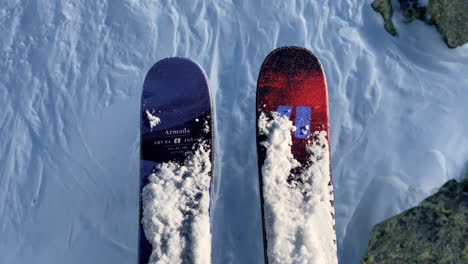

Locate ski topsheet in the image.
[139,58,213,264]
[256,47,337,264]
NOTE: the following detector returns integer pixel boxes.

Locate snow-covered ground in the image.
[1,1,467,264]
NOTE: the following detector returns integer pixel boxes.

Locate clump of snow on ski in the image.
[195,118,210,134]
[141,142,212,264]
[145,110,161,130]
[259,112,337,264]
[203,120,210,134]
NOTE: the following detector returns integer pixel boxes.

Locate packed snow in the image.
[141,143,212,264]
[145,110,161,130]
[203,120,210,134]
[259,112,337,264]
[1,1,468,264]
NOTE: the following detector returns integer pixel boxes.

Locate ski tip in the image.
[145,57,209,85]
[260,46,323,74]
[142,57,212,101]
[148,56,203,69]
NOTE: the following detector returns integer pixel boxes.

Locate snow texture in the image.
[141,143,211,264]
[145,110,161,130]
[259,112,337,264]
[1,1,468,264]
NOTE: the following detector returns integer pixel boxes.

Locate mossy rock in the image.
[371,0,468,48]
[398,0,428,23]
[429,0,468,48]
[361,177,468,264]
[372,0,399,36]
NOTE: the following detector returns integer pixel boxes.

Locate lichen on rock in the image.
[361,176,468,264]
[371,0,468,48]
[399,0,428,23]
[429,0,468,48]
[372,0,399,36]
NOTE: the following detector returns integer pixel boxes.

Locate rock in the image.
[371,0,398,36]
[398,0,428,23]
[361,176,468,264]
[371,0,468,48]
[429,0,468,48]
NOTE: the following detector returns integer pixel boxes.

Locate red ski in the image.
[256,46,337,264]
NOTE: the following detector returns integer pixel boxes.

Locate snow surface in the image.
[259,113,337,264]
[145,110,161,130]
[141,142,211,264]
[1,1,468,264]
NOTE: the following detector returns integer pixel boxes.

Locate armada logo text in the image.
[165,128,191,135]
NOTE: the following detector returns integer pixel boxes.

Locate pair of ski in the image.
[139,47,337,264]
